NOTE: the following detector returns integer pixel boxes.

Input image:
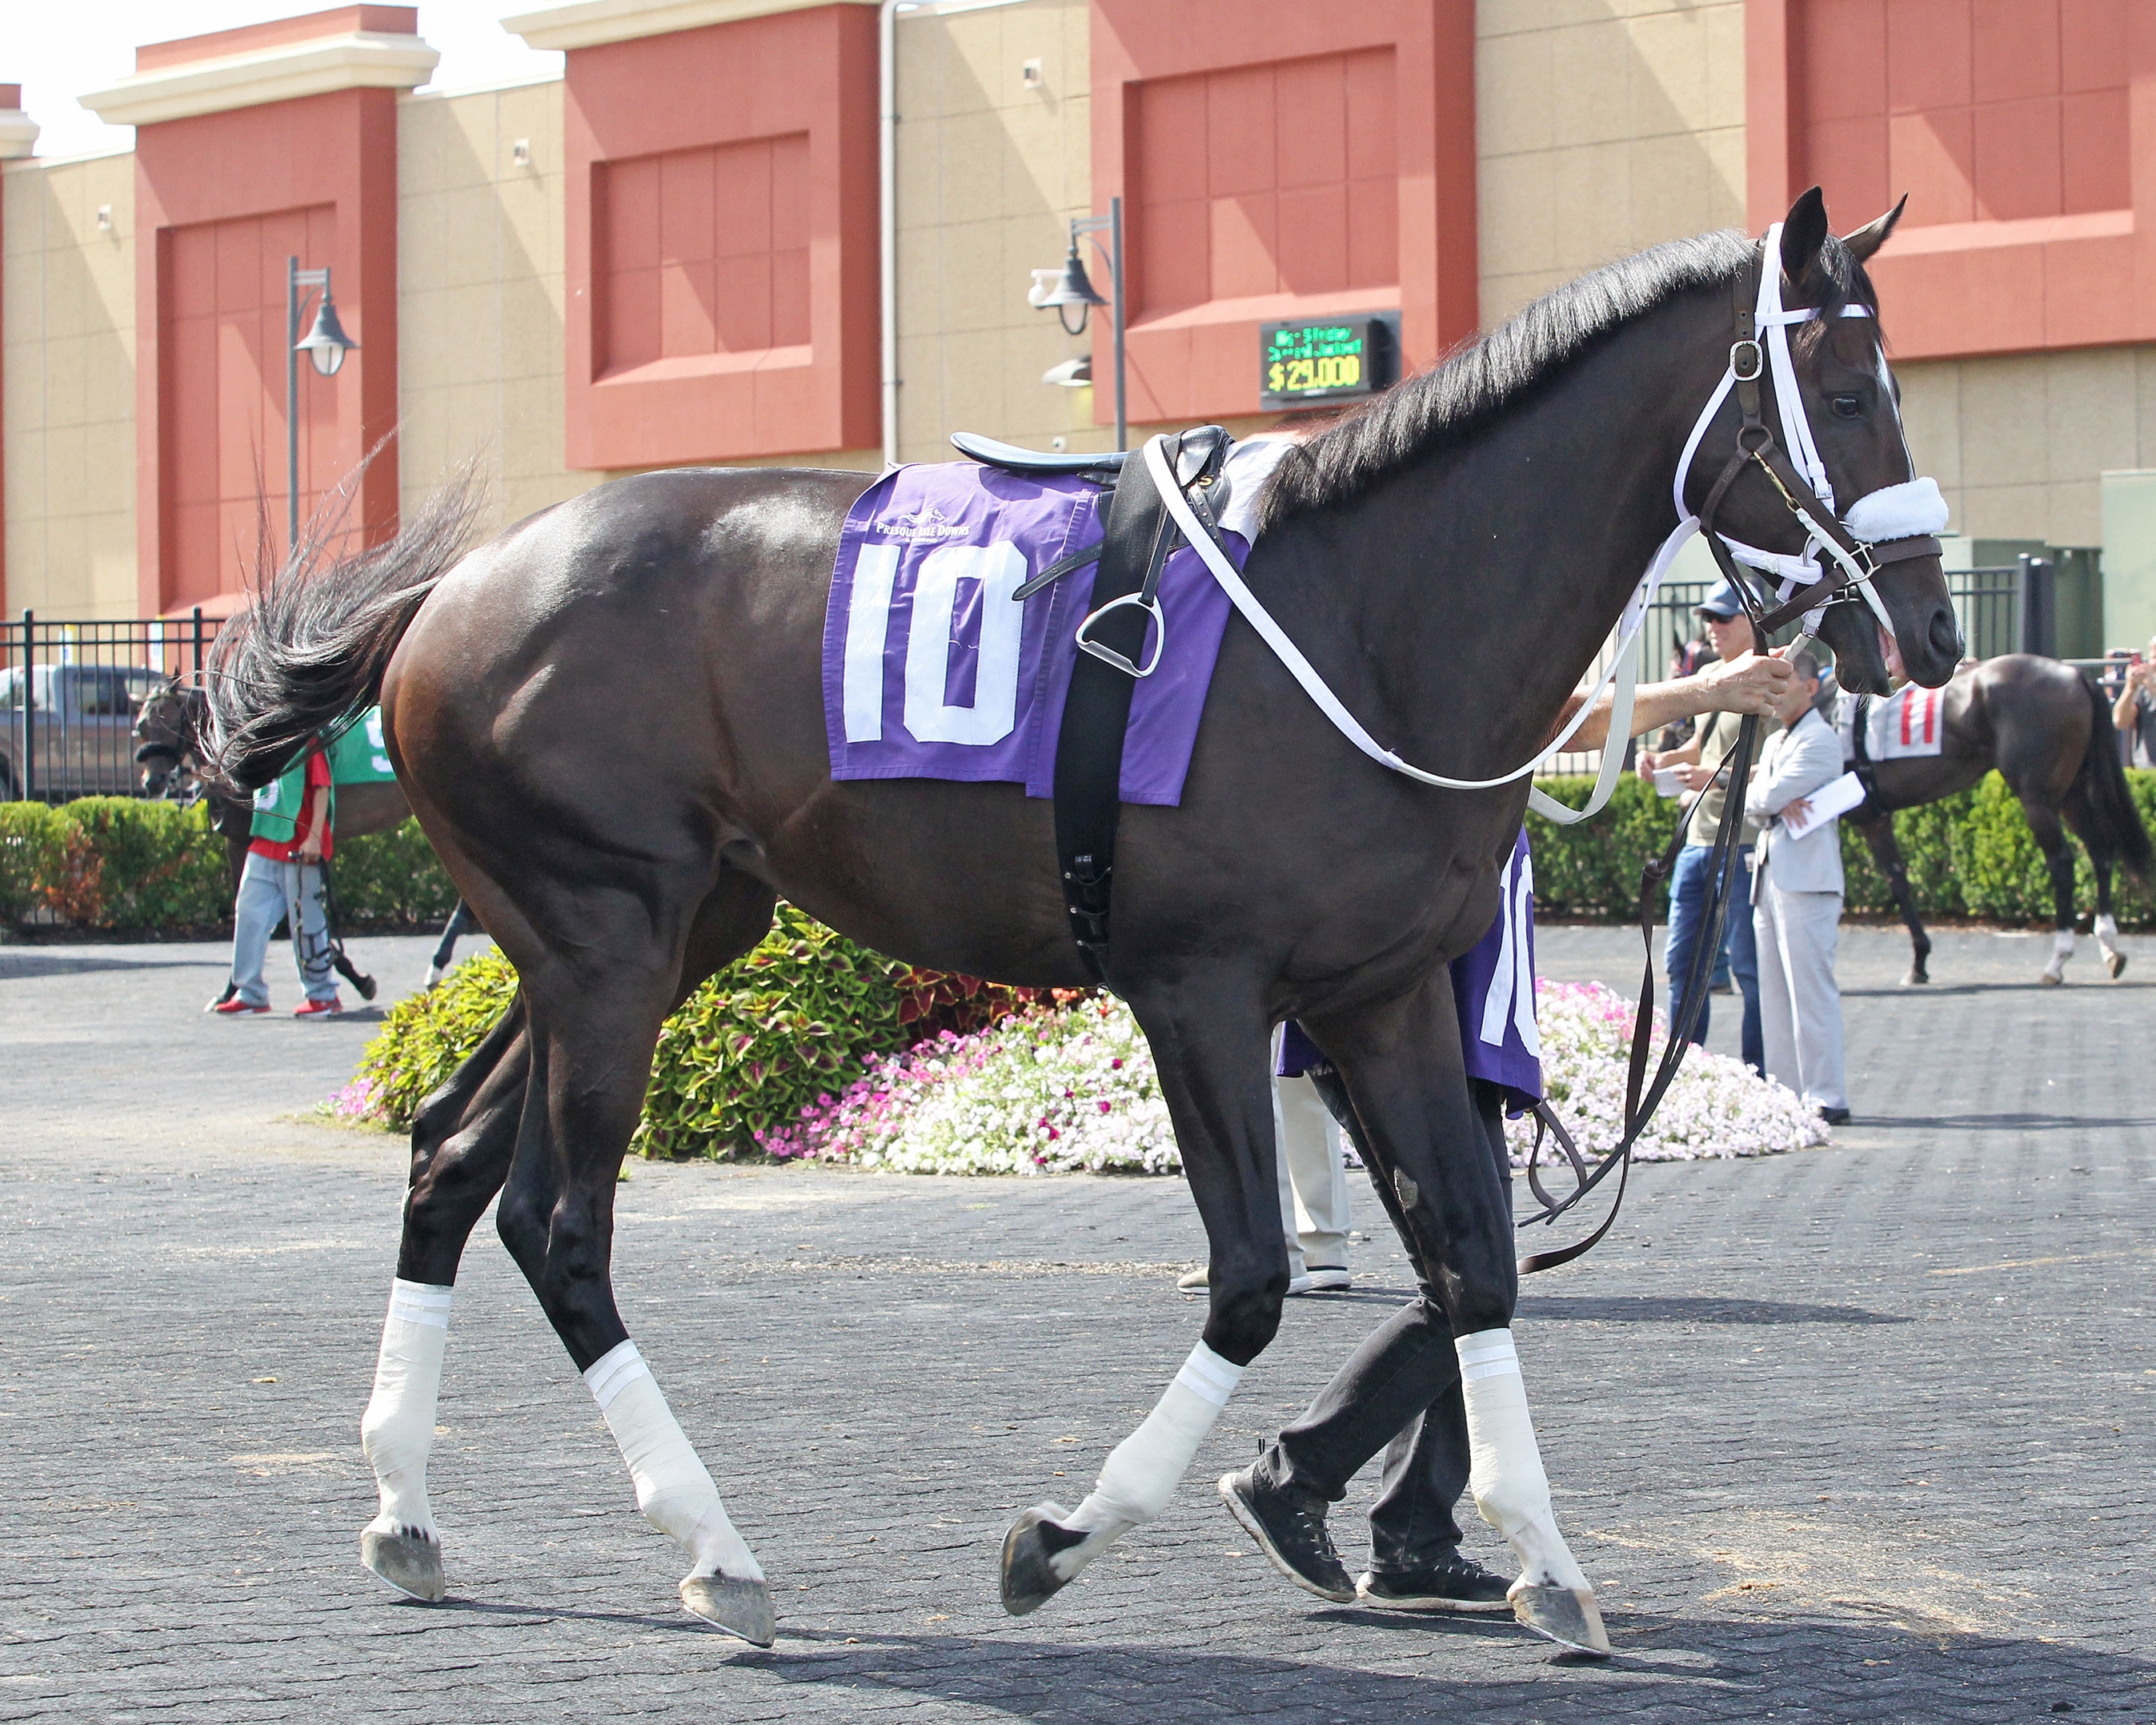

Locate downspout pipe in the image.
[879,0,904,471]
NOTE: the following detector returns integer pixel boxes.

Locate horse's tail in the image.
[205,473,483,791]
[2077,672,2154,883]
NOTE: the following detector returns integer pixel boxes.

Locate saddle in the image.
[952,426,1236,986]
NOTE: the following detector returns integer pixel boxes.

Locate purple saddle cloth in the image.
[1279,832,1543,1111]
[822,462,1243,804]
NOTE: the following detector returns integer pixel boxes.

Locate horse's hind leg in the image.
[2062,786,2128,979]
[1303,972,1609,1656]
[1000,966,1281,1616]
[495,869,778,1645]
[359,997,529,1602]
[2026,800,2081,984]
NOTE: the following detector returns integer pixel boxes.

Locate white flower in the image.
[771,981,1825,1178]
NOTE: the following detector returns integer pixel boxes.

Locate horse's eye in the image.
[1829,394,1864,419]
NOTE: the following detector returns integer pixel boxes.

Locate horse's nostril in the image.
[1928,608,1962,662]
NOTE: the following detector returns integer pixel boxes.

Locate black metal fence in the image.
[2,610,221,801]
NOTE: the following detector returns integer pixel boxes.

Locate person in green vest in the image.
[210,735,342,1017]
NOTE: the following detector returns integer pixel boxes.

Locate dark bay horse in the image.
[206,193,1959,1653]
[1845,655,2152,983]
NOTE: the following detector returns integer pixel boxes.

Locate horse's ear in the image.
[1841,195,1907,263]
[1778,186,1832,288]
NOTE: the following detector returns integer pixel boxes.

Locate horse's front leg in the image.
[1304,973,1610,1656]
[1859,811,1930,985]
[1000,969,1280,1615]
[2025,800,2081,984]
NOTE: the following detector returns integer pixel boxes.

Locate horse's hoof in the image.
[2039,970,2065,987]
[680,1574,775,1647]
[360,1526,445,1603]
[1902,969,1929,986]
[1000,1503,1089,1616]
[1509,1581,1610,1657]
[2105,951,2127,980]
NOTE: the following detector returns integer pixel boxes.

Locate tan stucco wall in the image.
[396,79,603,538]
[1475,0,1746,325]
[894,0,1104,462]
[1897,347,2156,553]
[2,151,138,619]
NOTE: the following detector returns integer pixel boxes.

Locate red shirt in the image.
[248,745,335,863]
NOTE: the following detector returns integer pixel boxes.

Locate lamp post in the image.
[1028,195,1125,451]
[287,255,358,555]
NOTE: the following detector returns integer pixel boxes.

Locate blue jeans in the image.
[1665,841,1762,1073]
[229,852,337,1006]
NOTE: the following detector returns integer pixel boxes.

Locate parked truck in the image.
[0,664,165,800]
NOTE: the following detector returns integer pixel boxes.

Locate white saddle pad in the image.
[1840,685,1944,760]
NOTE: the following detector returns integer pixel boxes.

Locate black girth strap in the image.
[1052,426,1230,985]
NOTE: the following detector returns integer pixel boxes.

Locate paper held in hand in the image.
[1778,769,1865,841]
[1653,766,1684,798]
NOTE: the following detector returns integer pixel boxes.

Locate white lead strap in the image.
[1143,437,1650,825]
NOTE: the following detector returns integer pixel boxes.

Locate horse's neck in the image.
[1313,307,1724,777]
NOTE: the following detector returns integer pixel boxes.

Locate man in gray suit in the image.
[1745,650,1849,1123]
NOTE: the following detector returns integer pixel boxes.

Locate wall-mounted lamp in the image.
[1026,198,1124,448]
[287,258,359,553]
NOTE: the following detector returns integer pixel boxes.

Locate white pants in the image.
[1274,1073,1352,1274]
[230,851,336,1006]
[1753,883,1845,1112]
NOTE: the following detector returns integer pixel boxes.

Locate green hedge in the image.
[1527,768,2156,927]
[345,902,1060,1157]
[12,768,2156,935]
[0,799,456,931]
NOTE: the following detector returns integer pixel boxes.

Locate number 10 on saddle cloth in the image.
[820,463,1249,806]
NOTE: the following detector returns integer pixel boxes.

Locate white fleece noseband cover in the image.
[1843,476,1948,544]
[1069,1342,1244,1542]
[584,1339,762,1583]
[360,1278,453,1538]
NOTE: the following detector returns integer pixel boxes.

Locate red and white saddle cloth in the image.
[1838,684,1944,760]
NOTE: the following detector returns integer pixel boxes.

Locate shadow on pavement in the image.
[1515,1294,1908,1326]
[1845,1111,2156,1133]
[750,1616,2146,1721]
[0,953,225,978]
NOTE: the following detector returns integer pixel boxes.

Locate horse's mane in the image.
[1259,227,1868,532]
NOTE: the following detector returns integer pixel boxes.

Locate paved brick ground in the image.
[2,926,2151,1723]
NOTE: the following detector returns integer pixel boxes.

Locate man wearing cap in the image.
[1637,582,1773,1074]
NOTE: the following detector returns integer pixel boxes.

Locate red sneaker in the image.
[210,997,271,1016]
[293,997,344,1019]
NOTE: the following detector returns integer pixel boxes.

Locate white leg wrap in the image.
[1457,1329,1589,1591]
[1055,1343,1244,1578]
[360,1279,452,1540]
[584,1341,762,1583]
[2096,913,2120,946]
[2044,927,2074,979]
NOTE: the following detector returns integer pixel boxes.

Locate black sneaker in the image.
[1217,1468,1355,1603]
[1358,1555,1513,1614]
[1818,1105,1851,1125]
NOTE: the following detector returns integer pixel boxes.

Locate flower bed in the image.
[1533,980,1828,1161]
[761,981,1827,1176]
[337,907,1059,1153]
